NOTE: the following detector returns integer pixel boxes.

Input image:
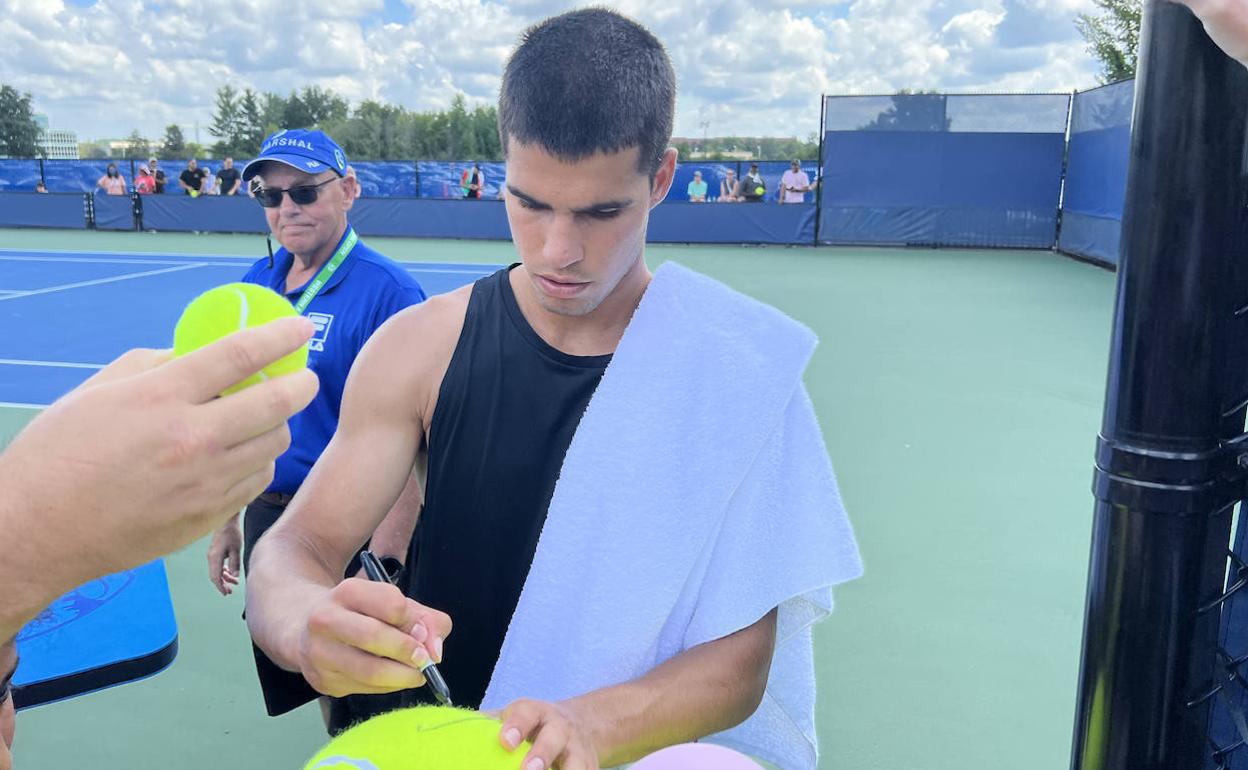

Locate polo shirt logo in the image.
[308,312,334,352]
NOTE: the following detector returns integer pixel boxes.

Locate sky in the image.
[0,0,1102,143]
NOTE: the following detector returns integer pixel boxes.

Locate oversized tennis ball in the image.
[173,282,307,396]
[303,707,531,770]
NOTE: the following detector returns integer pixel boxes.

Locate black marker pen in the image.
[359,550,453,707]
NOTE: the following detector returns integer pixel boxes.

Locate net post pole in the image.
[1054,90,1075,251]
[815,93,826,246]
[1070,3,1248,769]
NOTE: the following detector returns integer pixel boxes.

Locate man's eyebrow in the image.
[507,185,633,215]
[506,185,550,209]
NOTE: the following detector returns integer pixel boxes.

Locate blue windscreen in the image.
[818,93,1070,248]
[0,160,42,192]
[352,161,416,198]
[1057,79,1134,266]
[418,162,504,199]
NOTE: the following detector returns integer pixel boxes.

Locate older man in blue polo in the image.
[204,129,427,726]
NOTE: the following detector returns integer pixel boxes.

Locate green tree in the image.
[78,141,108,159]
[238,88,266,155]
[1076,0,1142,82]
[208,85,242,156]
[857,90,950,132]
[123,129,150,159]
[161,124,186,156]
[261,92,287,136]
[0,85,43,157]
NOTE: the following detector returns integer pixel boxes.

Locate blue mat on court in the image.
[0,248,500,406]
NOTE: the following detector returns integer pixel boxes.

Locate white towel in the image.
[481,262,863,770]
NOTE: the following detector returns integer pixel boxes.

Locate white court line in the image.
[0,255,498,274]
[0,247,256,260]
[0,264,206,301]
[404,267,497,275]
[0,401,47,410]
[0,255,249,267]
[0,358,105,370]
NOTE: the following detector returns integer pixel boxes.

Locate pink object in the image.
[631,743,763,770]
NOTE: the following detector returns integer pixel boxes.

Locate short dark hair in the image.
[498,8,675,176]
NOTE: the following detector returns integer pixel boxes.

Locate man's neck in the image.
[510,257,651,358]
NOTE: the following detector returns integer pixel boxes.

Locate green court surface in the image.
[1,228,1116,769]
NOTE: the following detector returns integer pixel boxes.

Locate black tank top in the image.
[407,265,609,708]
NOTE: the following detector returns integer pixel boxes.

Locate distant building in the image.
[42,130,80,159]
[34,113,79,159]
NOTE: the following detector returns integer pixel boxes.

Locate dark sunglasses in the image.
[254,177,338,208]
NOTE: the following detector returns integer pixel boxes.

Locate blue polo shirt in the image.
[242,226,427,494]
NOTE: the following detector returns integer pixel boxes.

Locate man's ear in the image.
[650,147,679,209]
[341,175,358,211]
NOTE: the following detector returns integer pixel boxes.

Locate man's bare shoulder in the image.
[381,283,472,348]
[356,283,474,425]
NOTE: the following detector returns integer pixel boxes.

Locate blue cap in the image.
[241,129,348,182]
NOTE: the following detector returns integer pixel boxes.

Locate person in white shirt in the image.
[778,160,810,205]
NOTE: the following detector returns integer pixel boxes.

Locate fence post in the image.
[1070,3,1248,769]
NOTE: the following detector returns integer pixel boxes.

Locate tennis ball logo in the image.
[302,707,531,770]
[172,283,308,396]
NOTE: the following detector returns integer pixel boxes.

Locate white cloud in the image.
[0,0,1100,145]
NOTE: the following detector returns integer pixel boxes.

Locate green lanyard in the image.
[293,227,358,314]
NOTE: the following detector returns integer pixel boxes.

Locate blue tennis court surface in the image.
[0,248,499,406]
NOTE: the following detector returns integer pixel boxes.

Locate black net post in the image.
[1071,2,1248,769]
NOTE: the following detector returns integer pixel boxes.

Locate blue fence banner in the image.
[0,160,43,193]
[0,192,87,229]
[818,93,1070,248]
[140,194,269,233]
[351,198,513,239]
[352,161,416,198]
[94,194,136,231]
[1057,79,1134,266]
[649,202,815,244]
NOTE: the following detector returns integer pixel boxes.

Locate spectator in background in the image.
[217,158,242,196]
[740,163,766,202]
[719,169,740,202]
[345,165,363,199]
[97,163,127,196]
[34,181,47,194]
[179,159,207,197]
[779,160,810,205]
[135,165,156,195]
[462,162,484,199]
[149,158,167,194]
[201,166,218,196]
[686,170,708,203]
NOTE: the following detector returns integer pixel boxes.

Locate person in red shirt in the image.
[134,165,156,195]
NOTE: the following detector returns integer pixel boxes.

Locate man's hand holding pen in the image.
[296,575,452,699]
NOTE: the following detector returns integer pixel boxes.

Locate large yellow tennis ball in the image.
[172,282,307,396]
[303,707,531,770]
